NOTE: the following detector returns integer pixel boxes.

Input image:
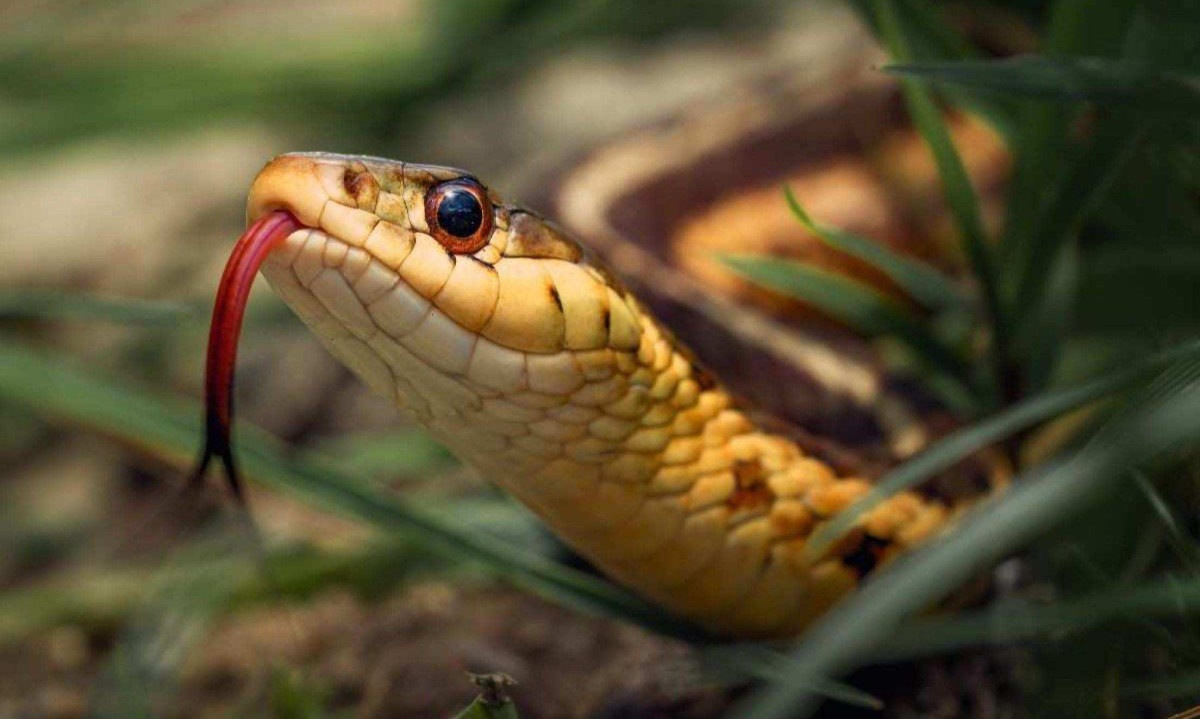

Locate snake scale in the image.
[195,149,999,639]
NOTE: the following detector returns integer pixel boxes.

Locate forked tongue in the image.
[190,210,304,501]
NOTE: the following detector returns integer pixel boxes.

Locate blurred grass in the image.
[0,0,778,157]
[0,336,700,638]
[724,0,1200,716]
[0,291,200,325]
[0,330,883,709]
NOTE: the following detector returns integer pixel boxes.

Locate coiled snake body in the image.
[221,151,988,638]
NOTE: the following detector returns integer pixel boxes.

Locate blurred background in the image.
[1,0,1198,718]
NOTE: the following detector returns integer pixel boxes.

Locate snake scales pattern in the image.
[247,152,979,638]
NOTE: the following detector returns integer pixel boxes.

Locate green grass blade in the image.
[0,290,198,325]
[844,0,1017,136]
[886,57,1200,113]
[0,336,880,709]
[0,540,423,644]
[1122,667,1200,699]
[0,336,698,641]
[783,187,968,310]
[718,254,969,388]
[702,645,883,710]
[302,428,456,483]
[991,0,1137,389]
[1019,241,1079,392]
[874,571,1200,661]
[1131,470,1200,572]
[1010,120,1145,323]
[732,357,1200,719]
[871,0,1007,405]
[1075,247,1200,336]
[808,338,1200,557]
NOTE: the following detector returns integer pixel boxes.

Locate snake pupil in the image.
[436,187,483,238]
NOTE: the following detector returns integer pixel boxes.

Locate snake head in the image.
[245,153,648,438]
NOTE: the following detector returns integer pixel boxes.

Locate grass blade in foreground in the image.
[0,336,873,706]
[0,290,198,325]
[783,187,967,310]
[886,57,1200,114]
[871,0,1007,405]
[807,338,1200,557]
[719,254,969,391]
[732,357,1200,719]
[0,337,689,639]
[1010,120,1144,323]
[875,572,1200,662]
[845,0,1017,136]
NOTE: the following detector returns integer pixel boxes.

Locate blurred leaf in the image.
[0,0,774,155]
[875,571,1200,661]
[0,334,885,708]
[270,667,331,719]
[1132,470,1200,572]
[1010,119,1144,334]
[0,540,422,645]
[886,56,1200,113]
[871,0,1006,404]
[718,254,969,389]
[845,0,1018,136]
[783,186,967,310]
[1075,247,1200,336]
[93,525,257,719]
[701,645,883,710]
[303,428,456,483]
[1122,667,1200,699]
[732,355,1200,719]
[808,338,1200,557]
[0,290,198,325]
[0,335,700,641]
[993,0,1105,308]
[1019,241,1079,392]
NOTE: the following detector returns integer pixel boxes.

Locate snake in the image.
[193,142,1003,639]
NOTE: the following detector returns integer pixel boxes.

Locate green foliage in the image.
[783,187,968,310]
[887,56,1200,114]
[0,337,700,639]
[718,0,1200,716]
[718,254,971,395]
[734,356,1200,718]
[0,290,199,325]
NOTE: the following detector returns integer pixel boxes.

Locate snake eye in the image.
[425,179,494,254]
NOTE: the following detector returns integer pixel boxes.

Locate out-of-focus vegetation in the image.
[1,0,1199,717]
[723,1,1200,717]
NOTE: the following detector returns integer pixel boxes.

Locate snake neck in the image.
[454,307,957,637]
[260,221,965,639]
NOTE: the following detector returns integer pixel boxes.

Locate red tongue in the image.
[191,210,304,500]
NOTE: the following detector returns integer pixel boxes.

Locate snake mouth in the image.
[193,153,650,500]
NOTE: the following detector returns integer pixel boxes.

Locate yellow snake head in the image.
[195,151,969,637]
[246,153,655,477]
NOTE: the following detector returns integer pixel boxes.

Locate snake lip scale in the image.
[194,151,993,638]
